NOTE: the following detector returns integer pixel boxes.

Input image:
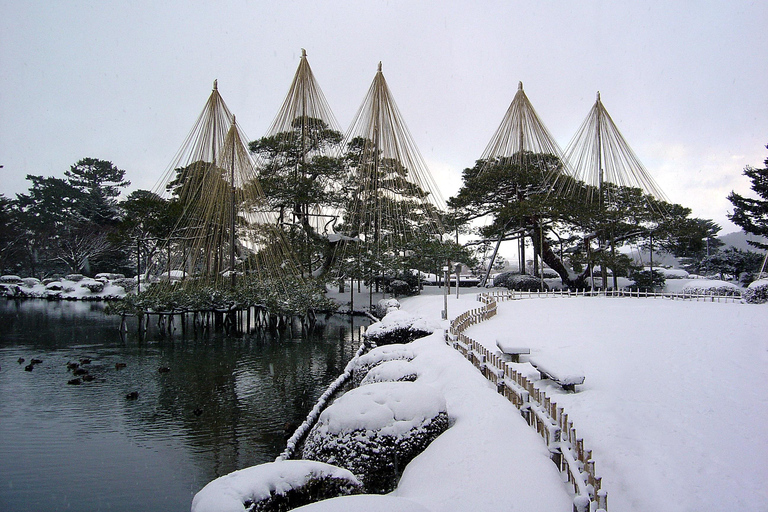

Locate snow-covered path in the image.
[403,291,768,512]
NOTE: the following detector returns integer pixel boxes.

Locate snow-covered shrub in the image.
[65,273,85,282]
[681,280,739,296]
[744,279,768,304]
[363,310,437,346]
[302,382,449,494]
[45,281,64,291]
[657,268,689,279]
[21,277,41,287]
[191,460,362,512]
[374,298,400,319]
[111,277,137,293]
[0,283,20,297]
[492,272,548,291]
[352,344,414,387]
[359,359,418,386]
[80,279,105,293]
[95,273,125,281]
[628,269,665,292]
[0,275,22,284]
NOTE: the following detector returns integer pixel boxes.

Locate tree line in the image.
[1,135,766,287]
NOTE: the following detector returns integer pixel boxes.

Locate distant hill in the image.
[718,231,767,252]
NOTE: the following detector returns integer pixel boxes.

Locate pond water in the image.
[0,299,368,512]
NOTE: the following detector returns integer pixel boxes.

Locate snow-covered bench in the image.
[496,338,530,363]
[528,355,585,391]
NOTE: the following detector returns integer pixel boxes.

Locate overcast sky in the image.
[1,0,766,234]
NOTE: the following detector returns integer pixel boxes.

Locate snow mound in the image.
[293,494,431,512]
[352,344,414,386]
[680,279,739,296]
[364,310,439,345]
[302,381,449,493]
[360,359,418,386]
[191,460,362,512]
[375,298,401,318]
[656,268,689,279]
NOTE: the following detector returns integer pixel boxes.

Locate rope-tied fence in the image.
[448,292,607,512]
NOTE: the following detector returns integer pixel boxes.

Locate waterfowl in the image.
[30,358,43,365]
[67,362,80,370]
[115,362,126,370]
[73,368,88,376]
[158,367,171,374]
[24,364,34,372]
[17,358,25,364]
[67,378,81,385]
[193,408,203,416]
[126,391,139,400]
[79,358,91,364]
[82,374,95,382]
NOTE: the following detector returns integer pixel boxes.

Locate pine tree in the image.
[728,144,768,250]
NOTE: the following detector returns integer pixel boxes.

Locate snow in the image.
[364,309,440,339]
[399,289,768,512]
[748,277,768,289]
[191,460,360,512]
[312,381,446,437]
[360,359,418,385]
[0,275,131,300]
[293,494,431,512]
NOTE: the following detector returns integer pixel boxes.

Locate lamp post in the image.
[442,265,450,319]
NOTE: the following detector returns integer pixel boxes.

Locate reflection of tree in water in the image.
[121,316,364,483]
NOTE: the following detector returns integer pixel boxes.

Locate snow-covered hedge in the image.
[302,381,449,494]
[374,298,400,318]
[493,272,548,291]
[363,310,438,346]
[352,344,414,387]
[656,268,690,279]
[681,280,740,296]
[744,279,768,304]
[359,359,418,386]
[191,460,362,512]
[0,275,131,300]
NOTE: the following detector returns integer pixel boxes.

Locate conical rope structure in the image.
[143,81,305,311]
[479,81,570,185]
[559,91,668,209]
[250,49,346,277]
[336,62,446,294]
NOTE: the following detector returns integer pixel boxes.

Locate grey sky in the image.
[1,0,766,233]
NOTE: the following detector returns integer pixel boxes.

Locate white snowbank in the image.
[360,359,418,385]
[431,294,768,512]
[293,494,431,511]
[191,460,360,512]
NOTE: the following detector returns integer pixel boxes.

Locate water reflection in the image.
[0,299,367,512]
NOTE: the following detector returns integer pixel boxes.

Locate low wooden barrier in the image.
[448,292,608,512]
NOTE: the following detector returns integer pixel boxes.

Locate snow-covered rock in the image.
[302,381,449,493]
[375,298,400,318]
[191,460,362,512]
[0,275,22,283]
[656,267,689,279]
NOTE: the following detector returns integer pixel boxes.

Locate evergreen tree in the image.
[727,144,768,250]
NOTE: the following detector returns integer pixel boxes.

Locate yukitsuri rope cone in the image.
[558,91,668,208]
[147,80,301,300]
[334,62,446,304]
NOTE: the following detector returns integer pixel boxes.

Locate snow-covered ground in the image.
[400,289,768,512]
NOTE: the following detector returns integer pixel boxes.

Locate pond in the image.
[0,299,368,512]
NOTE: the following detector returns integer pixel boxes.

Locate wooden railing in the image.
[448,293,607,512]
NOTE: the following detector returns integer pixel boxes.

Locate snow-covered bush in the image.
[628,269,665,292]
[374,298,400,319]
[363,310,438,346]
[80,279,105,293]
[65,273,85,282]
[302,382,449,494]
[352,344,414,387]
[492,272,548,291]
[657,268,689,279]
[0,275,22,284]
[681,280,740,296]
[744,279,768,304]
[359,359,418,386]
[191,460,362,512]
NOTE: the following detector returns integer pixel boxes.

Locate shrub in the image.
[492,272,548,291]
[628,270,665,292]
[302,382,449,494]
[744,279,768,304]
